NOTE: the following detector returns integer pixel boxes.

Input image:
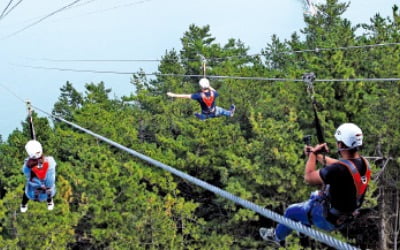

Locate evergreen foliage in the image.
[1,1,399,249]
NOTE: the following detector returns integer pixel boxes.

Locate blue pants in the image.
[195,106,232,120]
[275,191,337,241]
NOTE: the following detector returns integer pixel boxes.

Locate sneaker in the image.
[229,104,235,117]
[259,227,281,246]
[20,204,28,213]
[47,201,54,211]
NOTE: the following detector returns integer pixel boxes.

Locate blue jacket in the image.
[22,156,56,201]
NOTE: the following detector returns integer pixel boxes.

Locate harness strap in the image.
[311,158,370,227]
[201,107,216,115]
[34,186,52,201]
[327,207,355,226]
[337,158,371,201]
[200,91,215,109]
[34,189,40,201]
[30,159,52,201]
[309,191,354,227]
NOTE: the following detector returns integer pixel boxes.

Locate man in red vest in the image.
[260,123,371,246]
[167,78,235,120]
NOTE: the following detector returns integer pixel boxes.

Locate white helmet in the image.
[25,140,43,159]
[199,78,210,89]
[334,123,363,149]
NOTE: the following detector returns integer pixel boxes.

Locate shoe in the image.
[259,227,281,246]
[229,104,235,117]
[20,204,28,213]
[47,200,54,211]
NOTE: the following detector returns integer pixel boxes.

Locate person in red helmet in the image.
[167,78,235,120]
[20,140,57,213]
[260,123,371,246]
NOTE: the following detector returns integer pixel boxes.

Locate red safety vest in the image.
[338,158,371,202]
[31,161,49,180]
[200,91,214,108]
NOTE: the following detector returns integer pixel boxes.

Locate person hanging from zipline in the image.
[167,78,235,120]
[20,140,57,213]
[259,123,371,246]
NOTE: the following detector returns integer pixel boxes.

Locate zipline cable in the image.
[0,82,25,103]
[28,103,358,250]
[0,0,14,20]
[2,0,97,29]
[25,41,400,63]
[32,58,164,62]
[81,0,151,16]
[37,0,151,25]
[286,42,400,54]
[1,0,83,40]
[0,0,23,20]
[15,64,400,82]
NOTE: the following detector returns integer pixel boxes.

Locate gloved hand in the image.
[305,143,329,156]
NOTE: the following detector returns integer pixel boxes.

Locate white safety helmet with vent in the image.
[25,140,43,159]
[334,123,363,149]
[199,78,210,89]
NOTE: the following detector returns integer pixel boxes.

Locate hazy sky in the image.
[0,0,398,139]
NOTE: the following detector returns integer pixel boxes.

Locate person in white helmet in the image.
[260,123,371,246]
[20,140,57,213]
[167,78,235,120]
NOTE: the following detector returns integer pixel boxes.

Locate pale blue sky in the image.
[0,0,398,138]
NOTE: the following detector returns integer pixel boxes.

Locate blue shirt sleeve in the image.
[44,156,56,188]
[213,90,219,98]
[22,159,31,180]
[191,92,201,100]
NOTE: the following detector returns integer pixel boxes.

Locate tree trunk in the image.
[379,179,388,250]
[393,185,399,250]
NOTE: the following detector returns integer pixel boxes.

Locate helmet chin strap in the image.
[337,143,360,159]
[337,145,358,152]
[336,142,347,156]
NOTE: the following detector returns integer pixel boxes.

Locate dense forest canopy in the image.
[1,0,399,249]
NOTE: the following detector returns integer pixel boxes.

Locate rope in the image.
[0,83,26,103]
[303,73,325,144]
[201,56,207,78]
[303,73,326,166]
[30,104,358,250]
[26,100,36,140]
